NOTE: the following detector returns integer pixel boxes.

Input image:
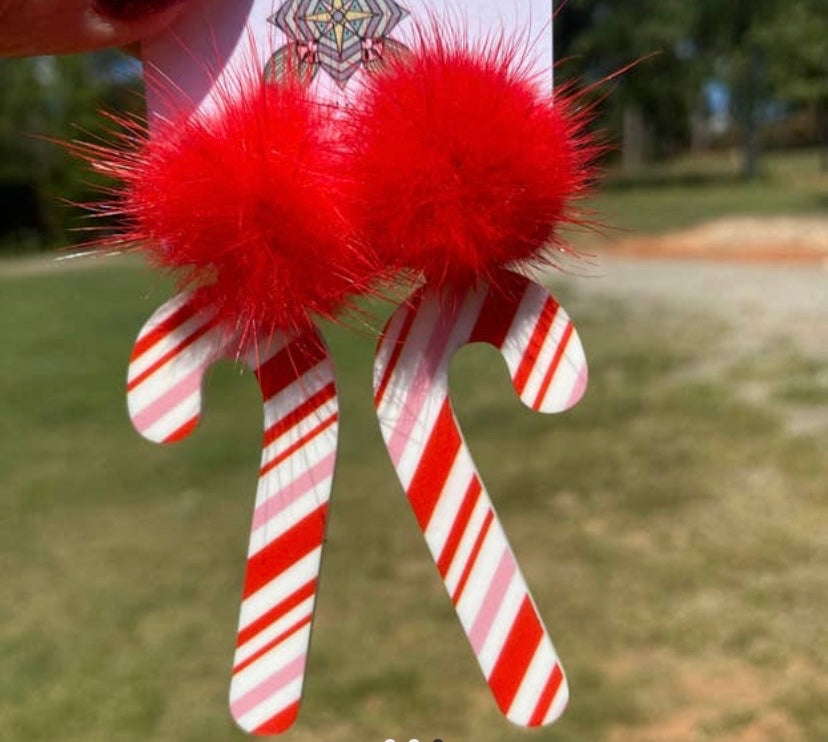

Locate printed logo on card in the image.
[267,0,410,86]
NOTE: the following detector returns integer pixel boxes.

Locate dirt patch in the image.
[564,256,828,356]
[608,217,828,265]
[561,256,828,437]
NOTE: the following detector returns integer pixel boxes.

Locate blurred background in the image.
[0,1,826,740]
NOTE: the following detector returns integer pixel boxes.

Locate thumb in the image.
[0,0,189,57]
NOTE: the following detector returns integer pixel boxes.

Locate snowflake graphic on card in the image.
[267,0,410,87]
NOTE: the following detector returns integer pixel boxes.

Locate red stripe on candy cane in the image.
[242,506,328,599]
[127,294,338,736]
[533,321,576,410]
[488,597,544,714]
[236,579,317,649]
[373,271,587,728]
[529,663,566,726]
[451,510,495,605]
[129,297,201,363]
[127,319,216,392]
[233,613,314,675]
[512,299,559,397]
[407,400,462,530]
[253,701,301,737]
[374,303,418,406]
[436,477,482,578]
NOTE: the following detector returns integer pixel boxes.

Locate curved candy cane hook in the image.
[127,294,338,736]
[374,271,587,727]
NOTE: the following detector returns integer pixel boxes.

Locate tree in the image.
[0,53,142,252]
[555,0,701,171]
[752,0,828,170]
[694,0,782,178]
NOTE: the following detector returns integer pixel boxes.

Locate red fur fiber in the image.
[89,71,378,343]
[81,27,595,341]
[345,31,596,289]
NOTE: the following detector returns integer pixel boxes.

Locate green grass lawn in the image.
[1,258,826,741]
[571,148,828,241]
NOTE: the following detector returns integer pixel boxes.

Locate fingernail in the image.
[95,0,189,22]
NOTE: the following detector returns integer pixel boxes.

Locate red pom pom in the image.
[89,70,378,343]
[344,31,596,288]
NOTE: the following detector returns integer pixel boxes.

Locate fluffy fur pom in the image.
[88,71,378,343]
[344,32,596,288]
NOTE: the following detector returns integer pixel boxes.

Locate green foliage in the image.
[753,0,828,106]
[0,53,142,252]
[558,0,828,174]
[557,0,701,157]
[581,147,827,237]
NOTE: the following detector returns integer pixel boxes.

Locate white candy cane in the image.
[128,295,338,735]
[374,271,587,727]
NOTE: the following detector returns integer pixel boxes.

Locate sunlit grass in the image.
[571,147,828,240]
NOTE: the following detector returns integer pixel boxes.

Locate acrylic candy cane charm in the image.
[374,272,587,727]
[128,295,338,735]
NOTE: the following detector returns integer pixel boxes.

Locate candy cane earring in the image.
[374,275,587,726]
[345,29,598,727]
[127,295,339,734]
[84,51,383,735]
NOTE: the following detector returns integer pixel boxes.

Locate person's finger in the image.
[0,0,189,57]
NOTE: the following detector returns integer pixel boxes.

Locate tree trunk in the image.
[742,116,760,179]
[818,98,828,174]
[622,104,646,174]
[690,109,709,153]
[741,47,763,180]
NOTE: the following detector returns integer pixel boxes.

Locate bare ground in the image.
[564,214,828,368]
[609,216,828,265]
[565,253,828,443]
[573,254,828,354]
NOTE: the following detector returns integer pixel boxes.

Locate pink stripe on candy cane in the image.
[130,365,202,433]
[567,364,589,410]
[469,548,517,653]
[230,653,307,719]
